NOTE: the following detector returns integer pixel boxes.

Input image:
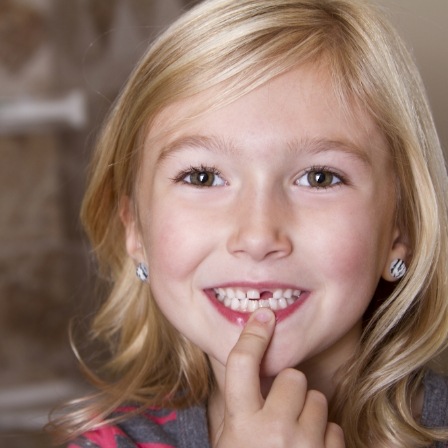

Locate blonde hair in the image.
[52,0,448,446]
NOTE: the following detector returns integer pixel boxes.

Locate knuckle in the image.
[241,327,270,344]
[226,337,262,370]
[226,349,251,371]
[228,330,268,361]
[270,417,291,436]
[308,389,329,408]
[261,420,294,447]
[279,368,308,387]
[326,422,345,446]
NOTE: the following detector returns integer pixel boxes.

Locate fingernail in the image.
[253,308,274,324]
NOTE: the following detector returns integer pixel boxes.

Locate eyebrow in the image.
[156,134,373,167]
[288,137,373,168]
[156,135,237,165]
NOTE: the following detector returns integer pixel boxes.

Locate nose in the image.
[226,188,293,262]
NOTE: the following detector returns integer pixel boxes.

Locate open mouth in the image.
[213,287,302,312]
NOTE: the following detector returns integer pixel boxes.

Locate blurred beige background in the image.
[0,1,446,447]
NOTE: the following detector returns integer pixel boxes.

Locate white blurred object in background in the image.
[0,90,87,134]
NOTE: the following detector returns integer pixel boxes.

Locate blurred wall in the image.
[377,0,448,155]
[0,0,186,446]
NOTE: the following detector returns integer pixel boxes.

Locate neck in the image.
[207,386,225,446]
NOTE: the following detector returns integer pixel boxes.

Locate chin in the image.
[259,353,302,378]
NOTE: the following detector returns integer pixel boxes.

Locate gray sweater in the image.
[69,370,448,448]
[421,370,448,448]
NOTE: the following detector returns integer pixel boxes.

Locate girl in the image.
[51,0,448,446]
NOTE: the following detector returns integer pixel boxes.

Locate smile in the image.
[213,287,302,312]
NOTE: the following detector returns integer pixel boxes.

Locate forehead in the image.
[144,64,388,164]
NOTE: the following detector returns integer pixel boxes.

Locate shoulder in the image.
[421,369,448,429]
[67,404,210,448]
[421,370,448,448]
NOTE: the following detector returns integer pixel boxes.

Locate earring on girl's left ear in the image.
[390,258,406,280]
[136,262,149,282]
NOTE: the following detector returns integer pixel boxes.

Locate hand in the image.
[214,308,345,448]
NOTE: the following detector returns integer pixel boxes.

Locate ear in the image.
[119,195,145,262]
[382,226,410,282]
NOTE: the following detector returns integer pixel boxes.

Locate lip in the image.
[204,282,309,326]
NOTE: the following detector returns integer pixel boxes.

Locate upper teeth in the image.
[214,288,301,312]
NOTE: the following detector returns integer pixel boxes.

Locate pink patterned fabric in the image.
[68,405,210,448]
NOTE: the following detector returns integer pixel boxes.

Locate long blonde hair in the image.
[52,0,448,446]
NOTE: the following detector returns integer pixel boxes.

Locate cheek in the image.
[314,206,392,285]
[145,201,208,279]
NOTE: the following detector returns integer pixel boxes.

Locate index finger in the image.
[224,308,276,416]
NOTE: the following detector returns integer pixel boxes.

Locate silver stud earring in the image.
[390,258,406,280]
[136,262,149,282]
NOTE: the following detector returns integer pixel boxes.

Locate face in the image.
[126,64,405,390]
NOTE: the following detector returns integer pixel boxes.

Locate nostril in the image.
[227,228,293,262]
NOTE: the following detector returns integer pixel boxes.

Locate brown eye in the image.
[177,166,226,187]
[190,171,215,186]
[296,168,342,188]
[307,171,334,187]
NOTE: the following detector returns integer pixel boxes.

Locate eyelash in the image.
[296,165,348,189]
[171,164,348,189]
[171,165,224,187]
